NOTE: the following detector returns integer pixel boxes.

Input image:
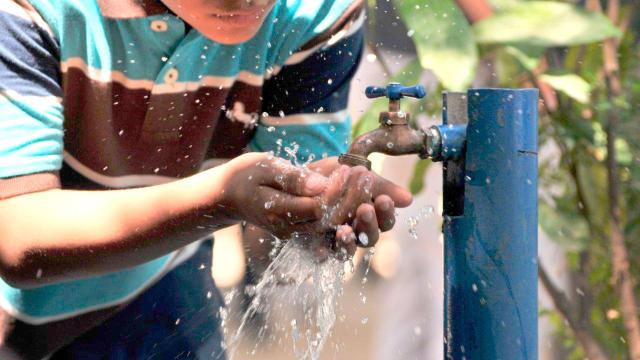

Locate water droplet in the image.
[358,233,369,246]
[414,326,422,335]
[386,142,394,149]
[407,216,419,239]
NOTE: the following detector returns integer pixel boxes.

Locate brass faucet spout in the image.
[350,125,426,158]
[339,83,431,170]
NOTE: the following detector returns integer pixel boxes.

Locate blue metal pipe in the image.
[443,89,539,359]
[432,124,467,161]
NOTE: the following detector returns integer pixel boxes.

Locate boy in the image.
[0,0,412,358]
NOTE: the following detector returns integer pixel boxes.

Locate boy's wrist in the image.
[161,163,236,226]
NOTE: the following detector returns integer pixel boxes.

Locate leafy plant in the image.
[363,0,640,357]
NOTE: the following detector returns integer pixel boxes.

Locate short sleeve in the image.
[251,6,364,163]
[0,1,63,199]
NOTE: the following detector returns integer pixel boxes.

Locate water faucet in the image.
[341,83,540,359]
[338,83,465,169]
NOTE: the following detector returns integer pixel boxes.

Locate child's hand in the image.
[309,157,413,255]
[218,153,328,238]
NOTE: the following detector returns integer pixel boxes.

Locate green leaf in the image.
[616,138,632,165]
[540,72,592,104]
[574,148,609,235]
[505,45,545,70]
[395,0,478,90]
[539,200,589,250]
[474,1,622,47]
[409,159,431,195]
[352,60,423,138]
[488,0,520,11]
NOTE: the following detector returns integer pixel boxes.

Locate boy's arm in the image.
[0,153,328,289]
[0,168,229,288]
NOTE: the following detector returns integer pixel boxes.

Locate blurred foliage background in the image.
[361,0,640,358]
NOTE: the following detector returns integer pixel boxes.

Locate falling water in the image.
[224,236,346,360]
[223,159,369,360]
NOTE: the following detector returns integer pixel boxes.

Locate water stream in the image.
[224,236,347,360]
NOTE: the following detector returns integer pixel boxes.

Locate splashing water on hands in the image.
[223,168,375,360]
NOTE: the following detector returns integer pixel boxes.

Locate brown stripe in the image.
[299,0,365,51]
[0,172,60,200]
[206,81,261,159]
[62,68,261,179]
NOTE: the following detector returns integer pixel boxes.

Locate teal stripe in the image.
[0,98,63,177]
[31,0,111,70]
[250,116,351,162]
[0,255,171,319]
[106,16,187,79]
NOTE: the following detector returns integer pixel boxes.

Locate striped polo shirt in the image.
[0,0,364,324]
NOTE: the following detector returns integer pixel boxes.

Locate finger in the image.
[354,203,379,248]
[327,166,372,225]
[307,156,340,177]
[322,165,351,204]
[257,187,322,226]
[335,225,357,258]
[371,174,413,208]
[259,158,328,196]
[374,195,396,232]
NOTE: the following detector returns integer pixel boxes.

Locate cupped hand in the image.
[309,157,413,255]
[218,152,329,238]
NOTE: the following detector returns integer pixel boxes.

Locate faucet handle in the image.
[365,83,426,100]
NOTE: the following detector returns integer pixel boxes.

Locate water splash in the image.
[225,237,346,360]
[406,205,436,240]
